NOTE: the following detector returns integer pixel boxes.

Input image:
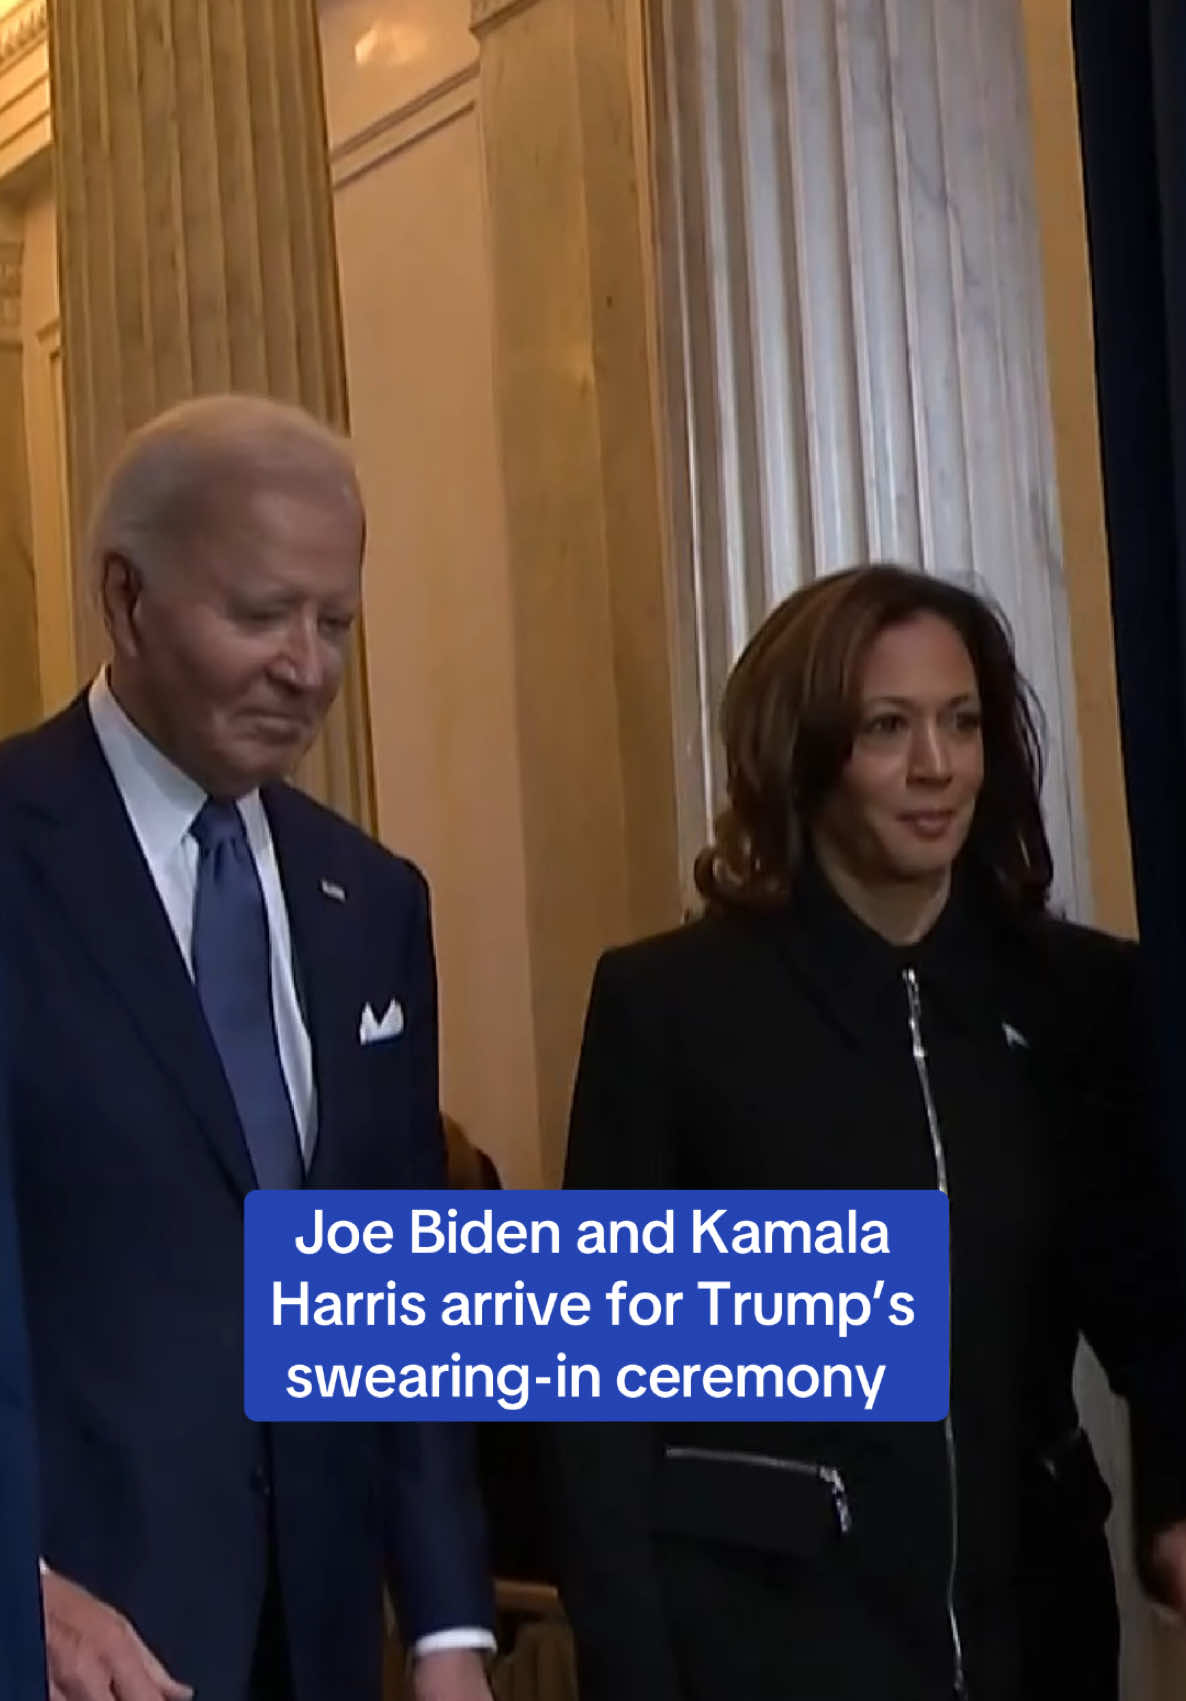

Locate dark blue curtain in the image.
[1074,0,1186,1198]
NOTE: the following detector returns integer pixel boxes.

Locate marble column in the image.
[650,0,1090,916]
[49,0,374,826]
[0,211,41,737]
[471,0,682,1174]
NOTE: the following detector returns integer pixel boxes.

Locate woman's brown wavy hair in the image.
[693,564,1053,914]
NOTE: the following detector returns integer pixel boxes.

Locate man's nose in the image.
[273,614,323,690]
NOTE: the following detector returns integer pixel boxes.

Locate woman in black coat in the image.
[554,565,1186,1701]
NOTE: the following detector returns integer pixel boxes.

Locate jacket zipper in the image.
[904,968,968,1700]
[663,1444,853,1534]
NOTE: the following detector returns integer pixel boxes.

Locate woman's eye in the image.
[863,712,907,737]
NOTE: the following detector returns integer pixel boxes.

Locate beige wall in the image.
[471,0,681,1180]
[319,0,542,1185]
[1020,0,1135,939]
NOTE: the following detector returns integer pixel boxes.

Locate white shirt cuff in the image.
[411,1628,497,1658]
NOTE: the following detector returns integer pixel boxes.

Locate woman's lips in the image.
[899,810,956,839]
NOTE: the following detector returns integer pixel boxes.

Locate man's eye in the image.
[319,615,353,641]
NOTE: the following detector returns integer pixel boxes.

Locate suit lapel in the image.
[264,786,370,1187]
[11,701,257,1197]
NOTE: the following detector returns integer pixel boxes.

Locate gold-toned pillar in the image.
[0,209,41,736]
[49,0,374,827]
[472,0,682,1174]
[1020,0,1136,940]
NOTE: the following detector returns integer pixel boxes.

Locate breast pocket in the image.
[358,1011,411,1111]
[349,993,414,1153]
[357,994,407,1049]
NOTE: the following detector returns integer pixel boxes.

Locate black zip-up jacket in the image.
[554,864,1186,1701]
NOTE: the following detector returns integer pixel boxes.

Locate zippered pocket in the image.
[652,1443,853,1555]
[663,1446,853,1534]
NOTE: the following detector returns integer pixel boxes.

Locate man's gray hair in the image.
[86,393,363,587]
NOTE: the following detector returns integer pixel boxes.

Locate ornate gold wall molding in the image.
[330,61,478,190]
[0,236,22,336]
[470,0,540,36]
[0,1,48,67]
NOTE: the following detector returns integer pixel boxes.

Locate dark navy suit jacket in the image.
[0,698,492,1701]
[0,960,46,1701]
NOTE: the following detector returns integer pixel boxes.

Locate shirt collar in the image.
[87,670,269,862]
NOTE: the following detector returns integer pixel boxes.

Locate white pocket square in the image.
[359,999,404,1045]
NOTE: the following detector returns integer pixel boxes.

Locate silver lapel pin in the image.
[320,879,347,903]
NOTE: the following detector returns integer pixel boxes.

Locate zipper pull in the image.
[904,967,925,1060]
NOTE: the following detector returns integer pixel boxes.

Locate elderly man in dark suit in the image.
[0,396,494,1701]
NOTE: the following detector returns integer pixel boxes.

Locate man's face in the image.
[112,483,363,797]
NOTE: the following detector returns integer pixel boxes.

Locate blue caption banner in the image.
[244,1190,948,1421]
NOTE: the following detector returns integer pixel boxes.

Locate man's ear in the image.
[99,553,144,656]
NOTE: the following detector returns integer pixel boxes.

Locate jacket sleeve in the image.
[1060,933,1186,1548]
[553,951,683,1701]
[378,868,495,1643]
[0,943,48,1699]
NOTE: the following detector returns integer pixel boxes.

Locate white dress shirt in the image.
[88,671,318,1165]
[87,673,494,1663]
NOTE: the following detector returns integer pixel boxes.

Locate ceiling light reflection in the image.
[354,22,430,70]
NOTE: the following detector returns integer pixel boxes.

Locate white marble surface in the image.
[652,0,1089,916]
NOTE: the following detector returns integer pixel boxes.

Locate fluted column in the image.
[650,0,1090,915]
[49,0,374,827]
[0,210,40,736]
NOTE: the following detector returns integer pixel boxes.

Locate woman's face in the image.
[813,612,984,886]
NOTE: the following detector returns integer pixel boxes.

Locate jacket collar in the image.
[755,854,1011,1049]
[4,696,368,1195]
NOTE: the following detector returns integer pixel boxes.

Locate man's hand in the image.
[42,1567,193,1701]
[410,1648,494,1701]
[1146,1520,1186,1617]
